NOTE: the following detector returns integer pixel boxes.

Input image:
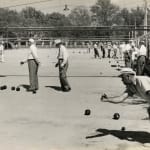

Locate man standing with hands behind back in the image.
[55,39,71,92]
[20,38,40,93]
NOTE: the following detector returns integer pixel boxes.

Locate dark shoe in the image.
[32,90,37,94]
[62,87,71,92]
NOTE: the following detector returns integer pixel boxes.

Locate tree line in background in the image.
[0,0,149,39]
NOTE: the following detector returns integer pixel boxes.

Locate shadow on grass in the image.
[19,84,30,90]
[86,128,150,144]
[45,86,62,91]
[0,75,6,77]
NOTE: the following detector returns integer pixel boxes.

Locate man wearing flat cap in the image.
[21,38,40,93]
[136,40,147,75]
[55,39,71,92]
[101,68,150,118]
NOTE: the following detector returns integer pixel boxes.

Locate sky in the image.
[0,0,148,14]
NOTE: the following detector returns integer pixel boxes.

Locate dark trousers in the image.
[59,59,71,91]
[125,58,132,68]
[102,50,105,58]
[137,56,146,75]
[94,48,100,58]
[28,59,39,90]
[107,49,111,58]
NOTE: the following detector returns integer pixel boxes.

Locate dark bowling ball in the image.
[11,86,15,91]
[32,90,36,94]
[111,64,117,67]
[113,113,120,120]
[0,86,4,90]
[20,61,24,65]
[121,126,126,131]
[16,87,20,91]
[3,85,7,89]
[84,109,91,116]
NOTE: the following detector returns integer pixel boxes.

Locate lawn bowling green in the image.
[0,48,149,150]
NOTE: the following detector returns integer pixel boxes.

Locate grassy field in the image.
[0,48,149,150]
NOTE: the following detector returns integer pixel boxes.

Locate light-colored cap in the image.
[54,39,61,44]
[29,38,35,43]
[140,40,145,44]
[119,68,136,77]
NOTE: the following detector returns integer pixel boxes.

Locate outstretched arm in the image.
[101,92,129,104]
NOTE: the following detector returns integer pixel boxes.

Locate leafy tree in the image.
[130,7,144,26]
[68,6,91,26]
[91,0,119,26]
[20,7,45,26]
[45,12,71,26]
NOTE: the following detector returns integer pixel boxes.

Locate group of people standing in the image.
[21,38,71,93]
[88,41,126,60]
[121,40,147,76]
[88,40,148,77]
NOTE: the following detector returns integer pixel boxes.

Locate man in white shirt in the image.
[136,41,147,75]
[131,44,139,70]
[101,68,150,119]
[21,38,40,93]
[119,41,126,60]
[112,43,118,59]
[93,42,100,58]
[55,39,71,92]
[0,41,4,62]
[107,42,112,58]
[124,41,132,67]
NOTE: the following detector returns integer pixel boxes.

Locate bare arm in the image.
[101,92,129,104]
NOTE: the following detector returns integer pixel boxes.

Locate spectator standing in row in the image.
[107,42,112,58]
[0,41,4,62]
[101,43,105,58]
[119,41,126,60]
[87,42,91,53]
[124,41,132,68]
[136,41,147,75]
[93,42,100,58]
[112,43,118,59]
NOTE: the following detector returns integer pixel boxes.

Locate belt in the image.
[138,55,146,57]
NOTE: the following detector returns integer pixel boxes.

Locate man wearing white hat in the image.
[55,39,71,92]
[101,68,150,118]
[136,40,147,75]
[20,38,40,93]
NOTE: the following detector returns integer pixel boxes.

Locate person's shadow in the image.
[45,86,62,91]
[86,128,150,144]
[19,84,30,91]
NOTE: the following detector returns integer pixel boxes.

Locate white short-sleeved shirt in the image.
[138,45,147,56]
[0,44,4,55]
[57,45,69,64]
[27,44,38,60]
[94,44,98,49]
[135,76,150,100]
[125,44,131,51]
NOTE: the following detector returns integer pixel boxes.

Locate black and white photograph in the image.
[0,0,150,149]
